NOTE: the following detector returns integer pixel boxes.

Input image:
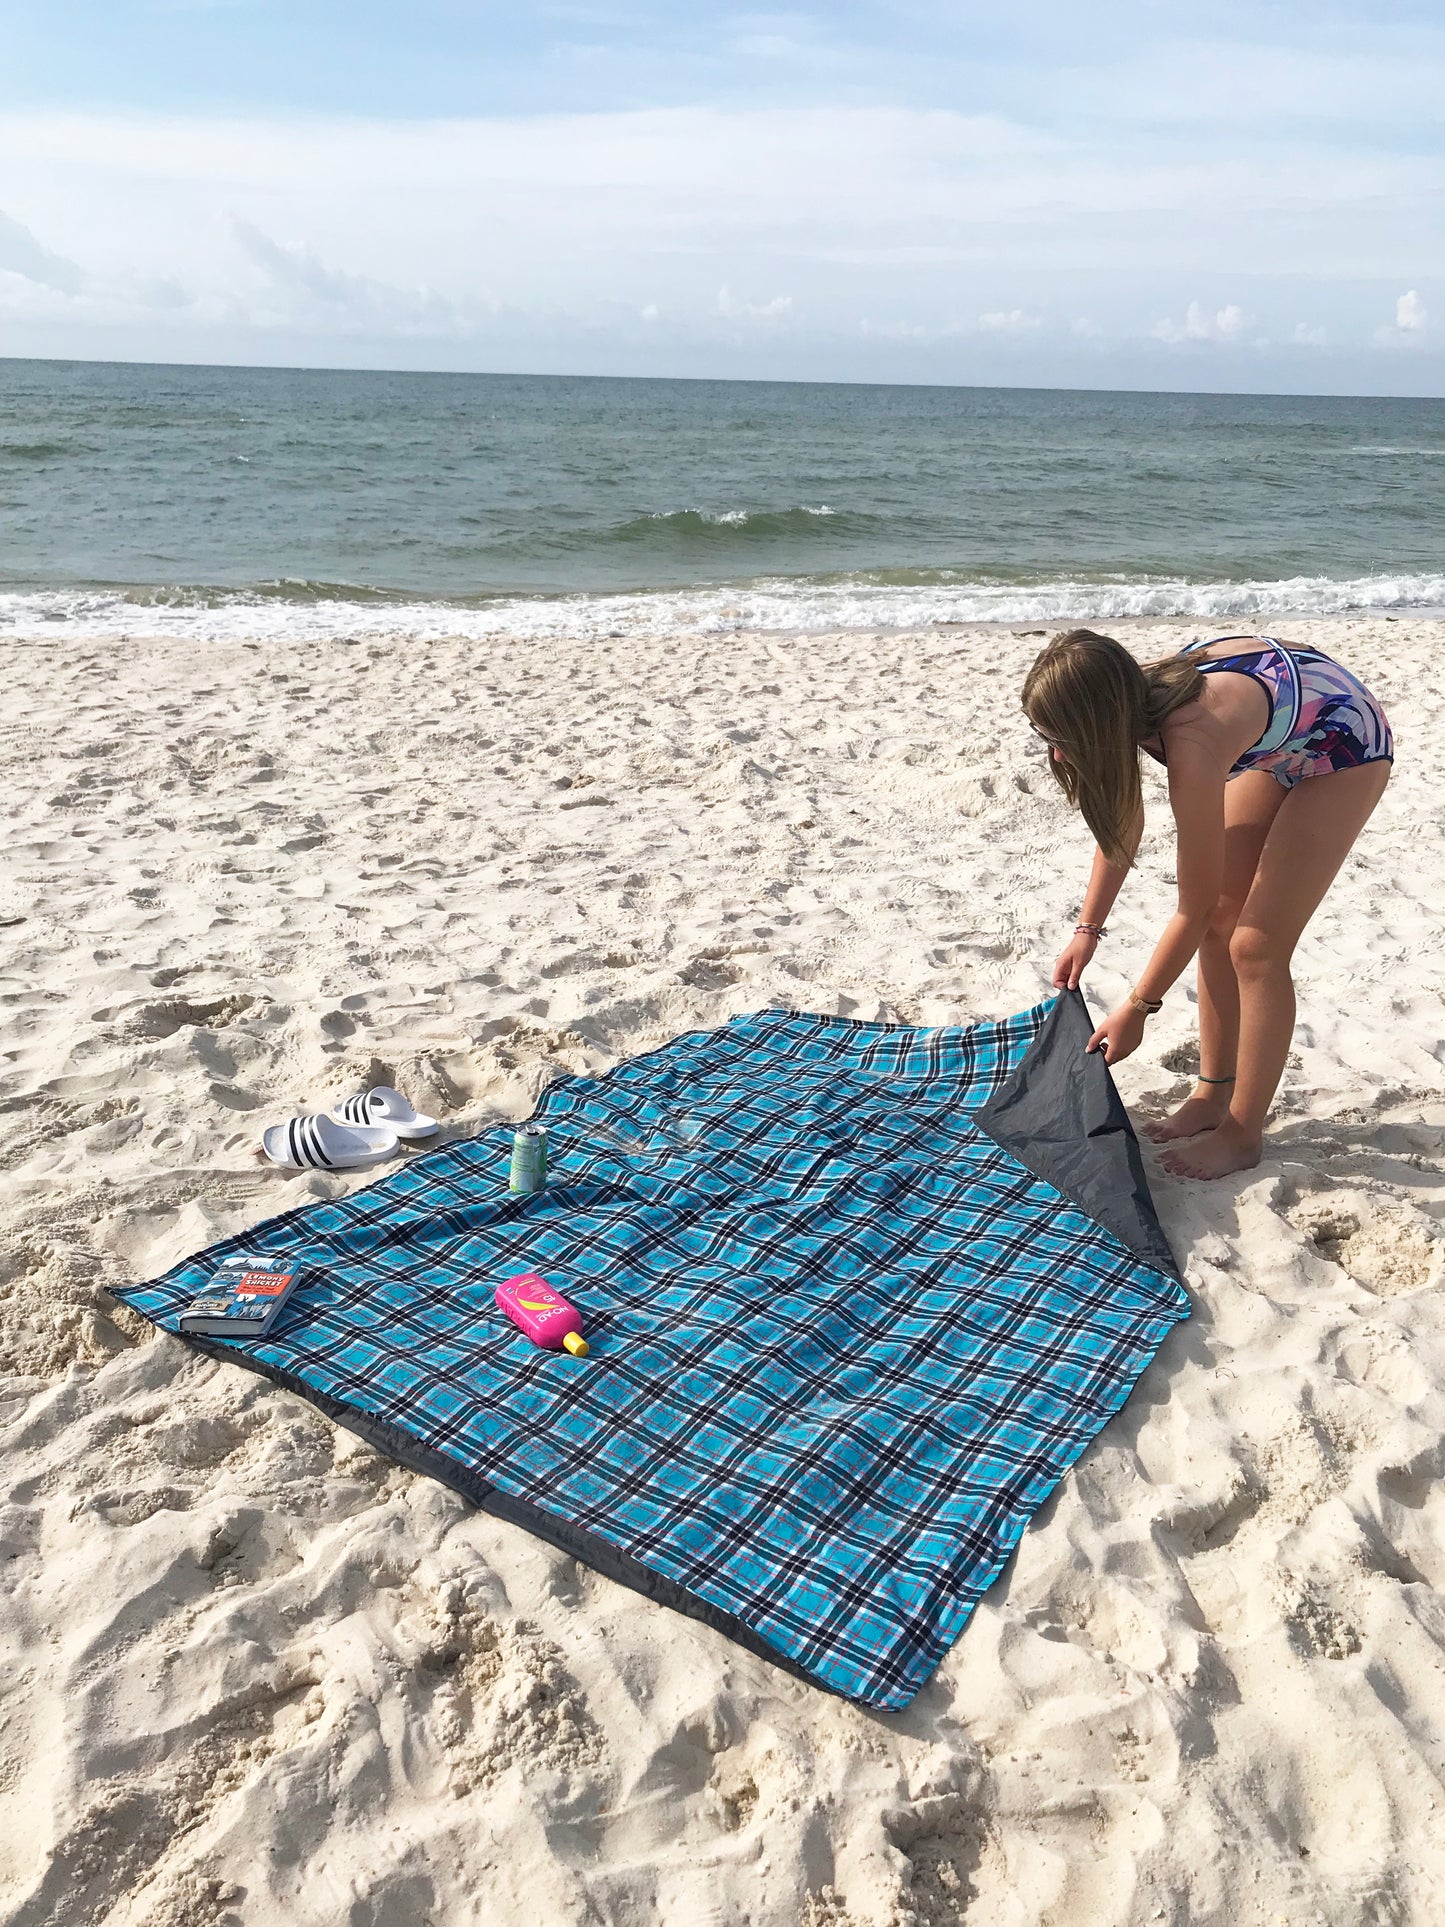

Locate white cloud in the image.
[1,105,1435,285]
[231,217,371,307]
[1396,289,1427,333]
[0,202,218,323]
[977,308,1040,334]
[1153,301,1245,345]
[228,216,471,333]
[717,285,794,321]
[1373,288,1430,348]
[0,206,86,293]
[1290,321,1327,347]
[0,108,1439,388]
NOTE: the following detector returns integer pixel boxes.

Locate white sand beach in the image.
[3,614,1445,1927]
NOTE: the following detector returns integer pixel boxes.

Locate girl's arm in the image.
[1052,801,1144,989]
[1086,742,1226,1058]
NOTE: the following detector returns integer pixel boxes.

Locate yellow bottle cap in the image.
[562,1331,589,1358]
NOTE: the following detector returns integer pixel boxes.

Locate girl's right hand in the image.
[1051,932,1098,990]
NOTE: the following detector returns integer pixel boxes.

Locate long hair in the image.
[1021,629,1203,867]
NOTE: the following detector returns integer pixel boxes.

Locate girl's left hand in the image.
[1086,1002,1147,1065]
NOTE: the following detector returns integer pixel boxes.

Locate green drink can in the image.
[509,1124,549,1193]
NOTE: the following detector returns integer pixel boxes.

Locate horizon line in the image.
[3,351,1440,408]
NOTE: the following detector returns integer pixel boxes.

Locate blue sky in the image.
[0,1,1440,391]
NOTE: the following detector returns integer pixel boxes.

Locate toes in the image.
[1143,1103,1223,1147]
[1158,1129,1259,1181]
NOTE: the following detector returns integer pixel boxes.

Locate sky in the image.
[0,1,1441,392]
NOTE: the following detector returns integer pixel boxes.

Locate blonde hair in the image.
[1021,629,1203,867]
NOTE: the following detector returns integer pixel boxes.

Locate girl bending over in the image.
[1022,629,1392,1180]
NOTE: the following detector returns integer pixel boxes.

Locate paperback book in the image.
[178,1253,306,1339]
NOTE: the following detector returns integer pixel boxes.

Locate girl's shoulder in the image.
[1160,665,1269,774]
[1186,633,1297,662]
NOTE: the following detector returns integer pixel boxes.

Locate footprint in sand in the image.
[1293,1193,1444,1297]
[882,1794,991,1927]
[416,1603,606,1798]
[118,994,257,1040]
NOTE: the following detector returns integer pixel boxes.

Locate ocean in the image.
[2,357,1442,641]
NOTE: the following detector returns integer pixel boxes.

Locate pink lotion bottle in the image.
[495,1273,589,1357]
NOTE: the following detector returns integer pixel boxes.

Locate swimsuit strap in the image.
[1183,632,1280,655]
[1184,634,1302,755]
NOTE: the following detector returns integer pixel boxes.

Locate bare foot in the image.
[1144,1091,1230,1143]
[1158,1120,1263,1181]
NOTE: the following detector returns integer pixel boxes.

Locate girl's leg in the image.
[1146,771,1286,1142]
[1160,760,1391,1180]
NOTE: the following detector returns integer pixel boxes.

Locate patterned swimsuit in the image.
[1163,636,1394,788]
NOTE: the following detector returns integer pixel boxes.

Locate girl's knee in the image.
[1228,922,1290,977]
[1205,898,1245,946]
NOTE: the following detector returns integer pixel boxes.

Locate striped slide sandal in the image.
[332,1085,440,1140]
[262,1113,401,1171]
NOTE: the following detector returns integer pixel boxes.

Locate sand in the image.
[1,614,1443,1927]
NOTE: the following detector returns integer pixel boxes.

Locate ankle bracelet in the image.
[1196,1073,1236,1084]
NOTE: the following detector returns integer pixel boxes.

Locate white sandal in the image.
[262,1113,401,1171]
[331,1085,439,1140]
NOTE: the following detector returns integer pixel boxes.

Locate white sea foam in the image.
[642,504,838,525]
[1,571,1442,644]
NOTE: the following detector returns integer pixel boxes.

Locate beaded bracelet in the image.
[1074,921,1107,939]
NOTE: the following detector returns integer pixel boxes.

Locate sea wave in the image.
[631,504,842,535]
[1,570,1442,643]
[423,503,856,560]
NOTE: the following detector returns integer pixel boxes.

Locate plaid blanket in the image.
[116,989,1188,1709]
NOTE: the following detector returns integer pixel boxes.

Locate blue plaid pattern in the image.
[116,998,1189,1709]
